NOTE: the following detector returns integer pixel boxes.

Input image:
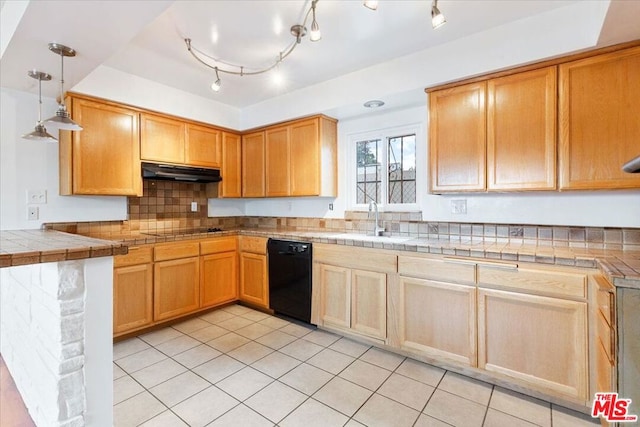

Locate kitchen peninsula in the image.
[0,230,126,426]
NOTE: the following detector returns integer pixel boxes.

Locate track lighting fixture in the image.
[188,0,451,92]
[363,1,379,11]
[22,70,58,143]
[44,43,82,131]
[186,0,323,91]
[431,0,446,29]
[310,0,321,42]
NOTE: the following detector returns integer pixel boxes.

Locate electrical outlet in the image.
[27,189,47,204]
[28,206,39,220]
[190,202,198,212]
[451,199,467,214]
[329,203,334,211]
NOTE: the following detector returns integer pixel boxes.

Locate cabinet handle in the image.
[476,260,518,270]
[443,257,477,266]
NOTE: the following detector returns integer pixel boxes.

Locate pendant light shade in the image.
[22,70,58,143]
[44,43,82,131]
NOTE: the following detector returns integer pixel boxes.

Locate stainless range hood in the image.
[142,162,222,183]
[622,155,640,174]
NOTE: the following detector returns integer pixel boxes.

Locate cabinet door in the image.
[185,124,221,168]
[242,131,266,197]
[429,82,486,192]
[478,288,588,400]
[154,257,200,321]
[487,67,556,191]
[140,113,186,164]
[220,132,242,197]
[351,269,387,340]
[201,252,238,308]
[559,46,640,190]
[239,252,268,307]
[265,125,291,196]
[113,264,153,334]
[290,118,320,196]
[67,98,142,196]
[398,277,476,366]
[319,264,351,330]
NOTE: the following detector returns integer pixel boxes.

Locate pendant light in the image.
[309,0,321,42]
[44,43,82,131]
[22,70,58,143]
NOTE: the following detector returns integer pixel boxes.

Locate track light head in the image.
[431,0,446,29]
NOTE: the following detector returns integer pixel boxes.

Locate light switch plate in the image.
[190,202,198,212]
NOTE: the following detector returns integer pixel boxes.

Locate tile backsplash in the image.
[44,187,639,250]
[127,180,209,232]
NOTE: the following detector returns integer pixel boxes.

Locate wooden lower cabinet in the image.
[154,257,200,321]
[239,252,268,308]
[319,263,387,341]
[113,263,153,334]
[351,269,387,340]
[319,264,351,329]
[478,288,588,400]
[201,252,237,308]
[398,277,476,366]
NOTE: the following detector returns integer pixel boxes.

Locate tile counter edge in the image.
[0,230,128,268]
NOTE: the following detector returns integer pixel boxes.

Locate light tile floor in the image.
[114,304,600,427]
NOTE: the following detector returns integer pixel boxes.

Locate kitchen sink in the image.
[329,233,414,244]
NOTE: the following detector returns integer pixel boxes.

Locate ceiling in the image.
[1,0,639,112]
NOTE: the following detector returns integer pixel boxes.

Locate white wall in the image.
[0,88,127,230]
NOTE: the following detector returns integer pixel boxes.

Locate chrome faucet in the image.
[368,201,385,236]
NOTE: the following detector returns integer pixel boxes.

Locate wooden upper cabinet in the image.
[140,113,186,164]
[290,117,337,196]
[186,124,222,168]
[487,67,557,191]
[140,114,222,168]
[59,96,142,196]
[265,125,291,196]
[429,82,486,192]
[559,46,640,190]
[220,132,242,198]
[242,131,266,197]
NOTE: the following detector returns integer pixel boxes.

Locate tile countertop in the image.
[0,230,128,268]
[3,227,636,289]
[76,227,640,290]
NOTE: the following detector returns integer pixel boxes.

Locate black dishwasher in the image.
[267,239,313,324]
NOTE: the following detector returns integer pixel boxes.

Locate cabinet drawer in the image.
[239,236,267,254]
[398,256,475,285]
[201,237,237,255]
[314,243,397,273]
[154,242,200,261]
[114,245,153,267]
[477,265,586,299]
